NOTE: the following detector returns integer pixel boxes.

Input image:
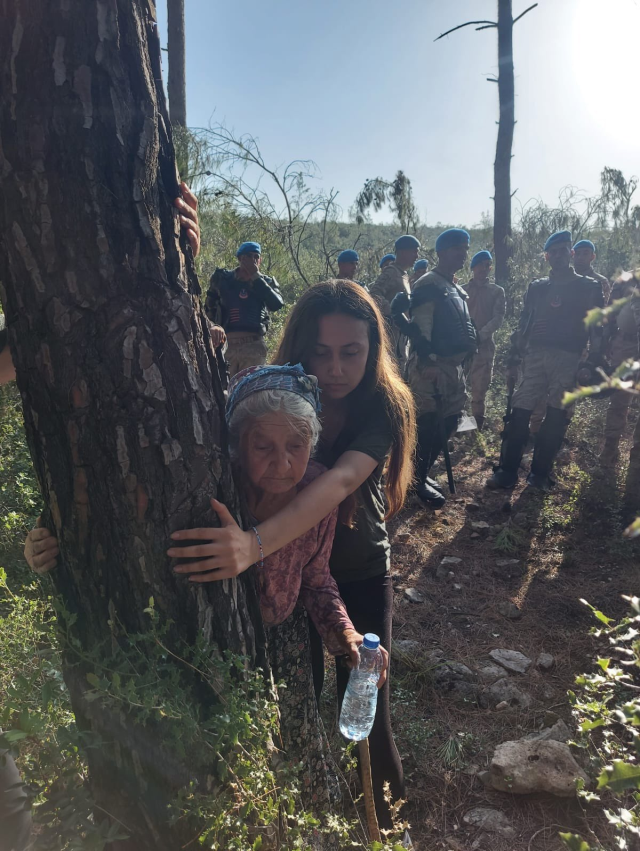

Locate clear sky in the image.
[156,0,640,227]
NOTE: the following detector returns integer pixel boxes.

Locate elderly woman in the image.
[25,363,387,815]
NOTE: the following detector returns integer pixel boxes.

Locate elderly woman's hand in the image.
[24,523,59,574]
[168,499,260,583]
[340,629,389,689]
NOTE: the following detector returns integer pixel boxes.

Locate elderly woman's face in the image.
[242,412,311,493]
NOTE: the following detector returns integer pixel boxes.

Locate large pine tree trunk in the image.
[494,0,515,301]
[0,2,266,847]
[167,0,187,126]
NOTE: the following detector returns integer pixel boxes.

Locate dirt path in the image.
[375,396,637,849]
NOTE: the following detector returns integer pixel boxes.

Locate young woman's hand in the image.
[168,499,259,583]
[174,182,200,257]
[340,629,389,689]
[24,523,59,574]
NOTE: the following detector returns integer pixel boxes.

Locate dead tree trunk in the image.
[0,2,265,847]
[435,3,536,310]
[167,0,187,126]
[494,0,515,293]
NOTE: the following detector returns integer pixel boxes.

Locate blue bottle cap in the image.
[362,633,380,649]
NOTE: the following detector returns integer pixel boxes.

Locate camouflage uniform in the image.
[601,277,640,465]
[205,268,283,380]
[224,333,269,379]
[488,266,604,489]
[464,279,506,425]
[530,269,611,435]
[369,262,410,366]
[393,269,477,503]
[583,268,612,304]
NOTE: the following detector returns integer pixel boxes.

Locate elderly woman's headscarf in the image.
[225,363,322,424]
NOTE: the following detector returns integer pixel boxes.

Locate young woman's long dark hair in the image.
[272,279,416,518]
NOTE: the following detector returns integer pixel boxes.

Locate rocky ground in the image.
[322,392,639,851]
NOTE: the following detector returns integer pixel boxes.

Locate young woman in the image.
[170,280,416,827]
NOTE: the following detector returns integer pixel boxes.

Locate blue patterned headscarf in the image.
[226,363,321,423]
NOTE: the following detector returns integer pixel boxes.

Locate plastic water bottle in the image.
[339,633,383,741]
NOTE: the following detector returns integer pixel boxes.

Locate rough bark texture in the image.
[494,0,514,296]
[0,1,265,846]
[167,0,187,126]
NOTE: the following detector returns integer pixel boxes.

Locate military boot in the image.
[416,481,446,508]
[486,408,532,489]
[598,439,620,467]
[527,407,568,490]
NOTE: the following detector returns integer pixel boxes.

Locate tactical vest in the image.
[411,282,478,357]
[526,273,602,353]
[213,270,271,336]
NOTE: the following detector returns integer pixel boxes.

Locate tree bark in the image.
[167,0,187,126]
[0,2,265,847]
[494,0,514,296]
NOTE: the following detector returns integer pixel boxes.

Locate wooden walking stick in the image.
[358,737,381,842]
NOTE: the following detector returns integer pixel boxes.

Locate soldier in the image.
[379,253,396,271]
[486,230,604,492]
[336,249,365,286]
[205,241,284,378]
[369,235,420,365]
[391,228,477,507]
[410,258,429,288]
[464,250,506,430]
[573,239,612,303]
[599,271,640,466]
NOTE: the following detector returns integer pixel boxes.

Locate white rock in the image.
[475,663,506,683]
[471,521,490,530]
[489,648,532,674]
[463,807,515,839]
[441,556,462,566]
[524,720,571,743]
[404,587,424,604]
[537,652,555,670]
[480,678,531,710]
[489,739,588,797]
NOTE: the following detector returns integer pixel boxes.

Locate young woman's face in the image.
[241,412,311,493]
[308,314,370,400]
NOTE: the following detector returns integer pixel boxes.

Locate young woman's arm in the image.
[168,450,379,582]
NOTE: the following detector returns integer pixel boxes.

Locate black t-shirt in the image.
[316,395,392,584]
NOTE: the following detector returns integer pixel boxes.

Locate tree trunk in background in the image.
[0,2,265,847]
[167,0,187,126]
[494,0,515,298]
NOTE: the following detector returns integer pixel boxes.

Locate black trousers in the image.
[416,412,460,485]
[308,572,403,829]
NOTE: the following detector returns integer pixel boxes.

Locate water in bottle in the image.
[339,633,383,741]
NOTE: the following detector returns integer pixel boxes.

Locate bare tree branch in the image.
[435,20,497,41]
[513,3,538,24]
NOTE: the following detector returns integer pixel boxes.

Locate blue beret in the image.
[237,241,261,257]
[470,250,493,269]
[379,253,396,268]
[413,259,429,273]
[573,239,596,253]
[394,235,421,251]
[435,228,470,252]
[544,231,572,251]
[337,249,359,264]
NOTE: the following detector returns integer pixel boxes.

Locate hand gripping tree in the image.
[0,2,270,847]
